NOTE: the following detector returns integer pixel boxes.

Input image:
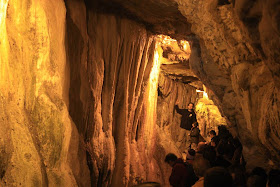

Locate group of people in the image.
[164,102,280,187]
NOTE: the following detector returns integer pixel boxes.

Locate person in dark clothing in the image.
[204,167,233,187]
[268,169,280,187]
[209,130,216,138]
[215,140,231,168]
[217,125,232,141]
[210,136,220,148]
[165,153,198,187]
[202,145,217,167]
[175,102,197,130]
[231,138,244,166]
[190,122,200,150]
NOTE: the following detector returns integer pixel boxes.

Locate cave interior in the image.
[0,0,280,186]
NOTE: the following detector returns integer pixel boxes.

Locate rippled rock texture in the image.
[0,0,181,186]
[0,0,79,186]
[175,0,280,169]
[1,0,280,186]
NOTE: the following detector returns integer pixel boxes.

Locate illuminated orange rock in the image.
[0,0,80,186]
[1,0,280,186]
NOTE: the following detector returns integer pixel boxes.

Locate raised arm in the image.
[174,105,184,115]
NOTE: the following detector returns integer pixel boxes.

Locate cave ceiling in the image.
[88,0,203,89]
[88,0,193,40]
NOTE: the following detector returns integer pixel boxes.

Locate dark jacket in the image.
[169,159,198,187]
[175,105,197,130]
[190,127,200,144]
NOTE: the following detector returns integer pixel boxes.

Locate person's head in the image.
[164,153,177,167]
[188,102,194,110]
[197,142,206,153]
[192,122,198,128]
[210,136,219,147]
[268,169,280,187]
[204,167,233,187]
[186,149,196,160]
[193,158,211,177]
[209,130,216,138]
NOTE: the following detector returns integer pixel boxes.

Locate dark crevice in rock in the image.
[86,151,95,187]
[66,13,84,135]
[218,0,231,6]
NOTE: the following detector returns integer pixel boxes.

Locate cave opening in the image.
[0,0,280,186]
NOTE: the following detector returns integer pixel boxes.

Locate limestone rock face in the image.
[94,0,280,169]
[157,73,197,150]
[175,0,280,168]
[1,0,280,186]
[65,1,170,186]
[0,0,80,186]
[1,0,178,186]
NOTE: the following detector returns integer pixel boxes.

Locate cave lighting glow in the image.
[180,40,190,53]
[147,48,161,117]
[144,43,162,149]
[157,35,177,45]
[196,89,209,99]
[0,0,9,86]
[0,1,7,25]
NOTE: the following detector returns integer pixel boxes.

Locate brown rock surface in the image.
[1,0,280,186]
[0,0,79,186]
[175,0,280,168]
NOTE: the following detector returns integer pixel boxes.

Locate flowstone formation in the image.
[0,0,78,186]
[1,0,280,186]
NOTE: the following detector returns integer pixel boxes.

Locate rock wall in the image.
[195,97,227,139]
[0,0,79,186]
[1,0,280,186]
[0,0,176,186]
[66,1,171,186]
[176,0,280,169]
[157,73,197,151]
